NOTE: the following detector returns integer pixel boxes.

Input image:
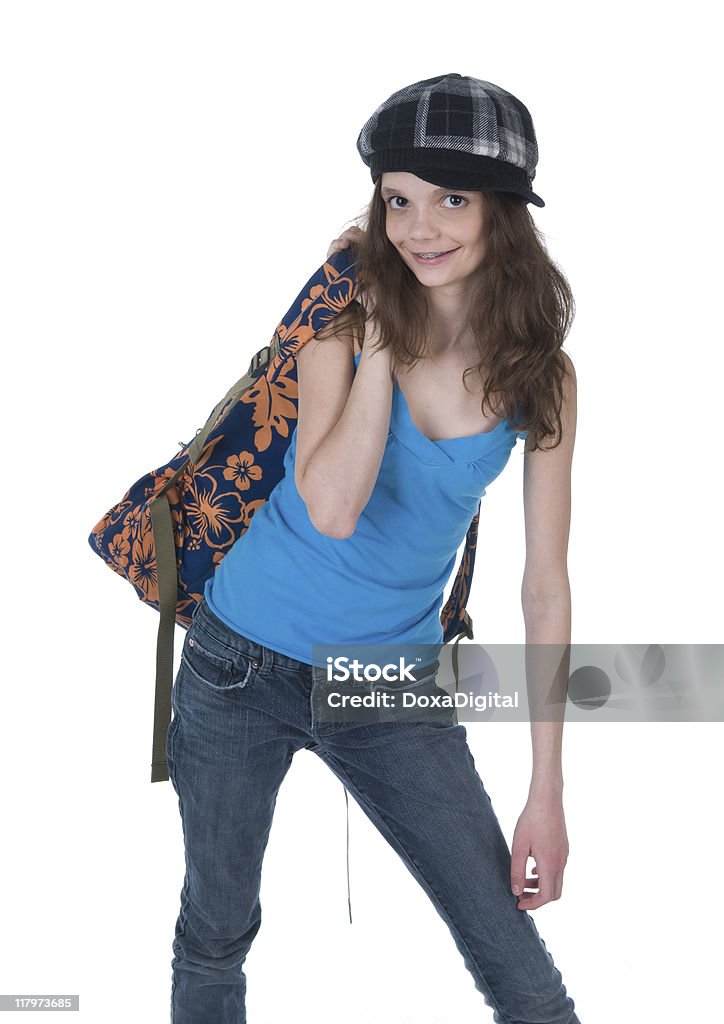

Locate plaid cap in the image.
[356,73,545,208]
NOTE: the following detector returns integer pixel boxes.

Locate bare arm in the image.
[295,314,394,539]
[510,350,577,912]
[520,350,577,792]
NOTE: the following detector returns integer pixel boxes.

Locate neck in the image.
[424,291,474,357]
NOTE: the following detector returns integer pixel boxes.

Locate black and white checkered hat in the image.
[356,73,544,208]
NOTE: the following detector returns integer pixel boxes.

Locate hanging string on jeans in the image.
[338,637,468,926]
[344,785,353,924]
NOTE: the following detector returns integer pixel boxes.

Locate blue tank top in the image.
[205,352,526,667]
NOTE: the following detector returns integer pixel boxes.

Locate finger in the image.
[510,849,528,895]
[516,894,548,911]
[517,879,548,906]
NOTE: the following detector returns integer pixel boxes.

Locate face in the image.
[380,172,487,291]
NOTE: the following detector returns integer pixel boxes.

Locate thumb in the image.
[510,850,527,895]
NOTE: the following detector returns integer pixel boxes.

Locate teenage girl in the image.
[167,74,580,1024]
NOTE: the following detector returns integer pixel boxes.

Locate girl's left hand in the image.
[510,790,570,910]
[326,225,366,258]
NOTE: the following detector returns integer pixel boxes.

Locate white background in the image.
[1,2,721,1022]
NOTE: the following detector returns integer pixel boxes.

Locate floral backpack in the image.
[87,244,480,785]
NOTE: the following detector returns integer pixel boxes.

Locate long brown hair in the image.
[322,178,575,451]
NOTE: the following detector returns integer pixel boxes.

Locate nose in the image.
[407,205,441,241]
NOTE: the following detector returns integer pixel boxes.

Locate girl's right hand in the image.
[326,225,366,258]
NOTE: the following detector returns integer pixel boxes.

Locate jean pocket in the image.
[180,623,255,692]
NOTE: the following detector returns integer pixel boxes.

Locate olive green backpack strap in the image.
[147,344,276,783]
[149,493,179,782]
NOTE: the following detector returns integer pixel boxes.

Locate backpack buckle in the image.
[249,345,271,380]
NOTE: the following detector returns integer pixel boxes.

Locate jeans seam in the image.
[170,778,191,1023]
[166,713,180,772]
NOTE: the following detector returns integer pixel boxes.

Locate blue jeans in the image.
[167,596,581,1024]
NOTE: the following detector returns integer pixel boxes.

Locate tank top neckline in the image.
[352,350,513,465]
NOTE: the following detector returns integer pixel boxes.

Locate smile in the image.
[410,248,459,265]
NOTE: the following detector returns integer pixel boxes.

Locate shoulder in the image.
[522,349,577,459]
[561,350,576,388]
[559,350,577,426]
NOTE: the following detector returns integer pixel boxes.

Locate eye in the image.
[443,194,468,208]
[385,194,468,210]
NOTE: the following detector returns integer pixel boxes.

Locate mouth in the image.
[409,247,460,266]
